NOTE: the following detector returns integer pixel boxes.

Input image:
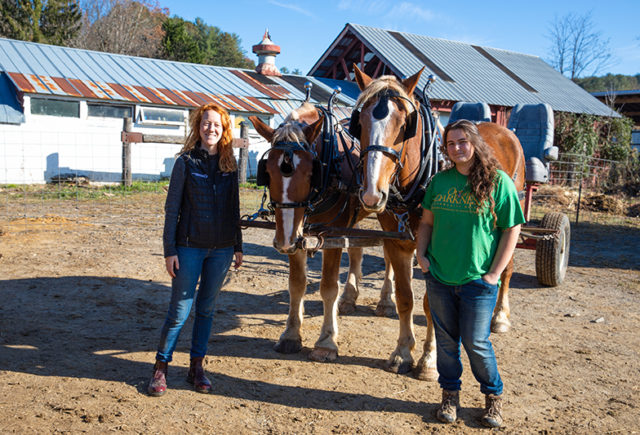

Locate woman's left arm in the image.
[483,224,521,285]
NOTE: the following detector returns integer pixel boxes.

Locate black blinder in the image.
[348,109,361,139]
[311,159,323,191]
[256,158,269,186]
[279,154,294,177]
[404,110,418,140]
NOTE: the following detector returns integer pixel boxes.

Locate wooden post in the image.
[238,121,249,184]
[122,117,132,187]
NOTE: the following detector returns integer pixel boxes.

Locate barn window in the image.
[137,106,186,125]
[88,104,132,119]
[31,98,79,118]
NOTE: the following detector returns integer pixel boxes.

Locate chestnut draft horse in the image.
[249,103,396,361]
[352,65,525,379]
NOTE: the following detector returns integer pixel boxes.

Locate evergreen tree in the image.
[0,0,81,45]
[161,16,202,63]
[159,16,254,69]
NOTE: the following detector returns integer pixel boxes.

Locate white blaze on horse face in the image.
[362,100,394,208]
[277,153,303,252]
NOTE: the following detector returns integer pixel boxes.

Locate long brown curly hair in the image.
[442,120,501,225]
[181,103,237,172]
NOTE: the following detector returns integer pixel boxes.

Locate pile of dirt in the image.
[533,185,578,207]
[582,194,626,214]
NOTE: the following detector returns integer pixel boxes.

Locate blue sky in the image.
[159,0,639,77]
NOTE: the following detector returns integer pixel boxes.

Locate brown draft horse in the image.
[352,65,525,379]
[249,103,396,361]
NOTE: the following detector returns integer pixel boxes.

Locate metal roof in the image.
[0,37,354,118]
[309,23,614,117]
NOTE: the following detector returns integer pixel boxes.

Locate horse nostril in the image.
[379,190,387,206]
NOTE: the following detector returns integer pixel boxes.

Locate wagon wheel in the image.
[535,212,570,286]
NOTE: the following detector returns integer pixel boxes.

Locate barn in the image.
[309,23,614,125]
[0,23,617,184]
[0,32,356,184]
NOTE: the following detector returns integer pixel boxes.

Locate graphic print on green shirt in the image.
[421,168,526,286]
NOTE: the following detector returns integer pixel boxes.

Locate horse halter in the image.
[349,88,419,163]
[256,140,323,209]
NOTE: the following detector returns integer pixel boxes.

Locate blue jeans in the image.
[424,272,503,396]
[156,246,234,363]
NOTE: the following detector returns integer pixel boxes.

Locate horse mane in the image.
[355,75,415,113]
[271,102,319,147]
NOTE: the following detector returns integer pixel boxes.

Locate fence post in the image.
[122,117,133,187]
[238,121,249,184]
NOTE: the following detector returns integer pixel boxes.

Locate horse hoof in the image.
[385,356,413,374]
[491,313,511,333]
[374,303,397,318]
[274,338,302,354]
[413,364,438,381]
[338,300,356,315]
[308,347,338,362]
[491,322,510,333]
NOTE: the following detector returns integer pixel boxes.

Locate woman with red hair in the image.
[148,104,243,396]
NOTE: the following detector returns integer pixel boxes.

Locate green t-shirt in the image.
[421,168,526,286]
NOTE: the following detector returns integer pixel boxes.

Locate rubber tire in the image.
[535,212,570,286]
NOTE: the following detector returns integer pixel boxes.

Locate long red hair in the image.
[181,104,237,172]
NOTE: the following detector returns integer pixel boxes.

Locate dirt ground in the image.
[0,193,639,434]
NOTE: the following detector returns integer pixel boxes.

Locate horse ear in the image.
[353,64,372,91]
[249,116,274,142]
[401,67,425,95]
[302,115,324,144]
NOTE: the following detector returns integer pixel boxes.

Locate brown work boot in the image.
[481,393,503,428]
[436,389,460,424]
[187,357,212,394]
[147,360,168,397]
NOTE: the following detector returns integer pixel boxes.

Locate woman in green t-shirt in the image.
[416,120,525,428]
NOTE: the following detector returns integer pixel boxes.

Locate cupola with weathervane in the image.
[252,29,282,76]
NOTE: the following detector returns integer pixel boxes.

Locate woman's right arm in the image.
[163,157,186,264]
[416,208,434,273]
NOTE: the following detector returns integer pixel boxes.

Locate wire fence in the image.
[530,153,638,223]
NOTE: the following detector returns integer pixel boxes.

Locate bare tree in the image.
[71,0,166,58]
[547,11,613,79]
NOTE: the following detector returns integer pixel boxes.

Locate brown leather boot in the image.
[187,357,212,394]
[481,393,503,428]
[436,389,460,424]
[147,360,168,397]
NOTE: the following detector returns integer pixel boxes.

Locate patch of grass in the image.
[0,181,169,201]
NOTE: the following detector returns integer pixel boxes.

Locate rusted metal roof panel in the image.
[83,79,111,99]
[37,75,67,95]
[25,74,50,94]
[133,85,165,105]
[171,89,198,107]
[107,82,140,102]
[52,77,82,97]
[245,96,280,114]
[6,72,35,93]
[67,78,97,98]
[157,88,190,106]
[121,84,151,103]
